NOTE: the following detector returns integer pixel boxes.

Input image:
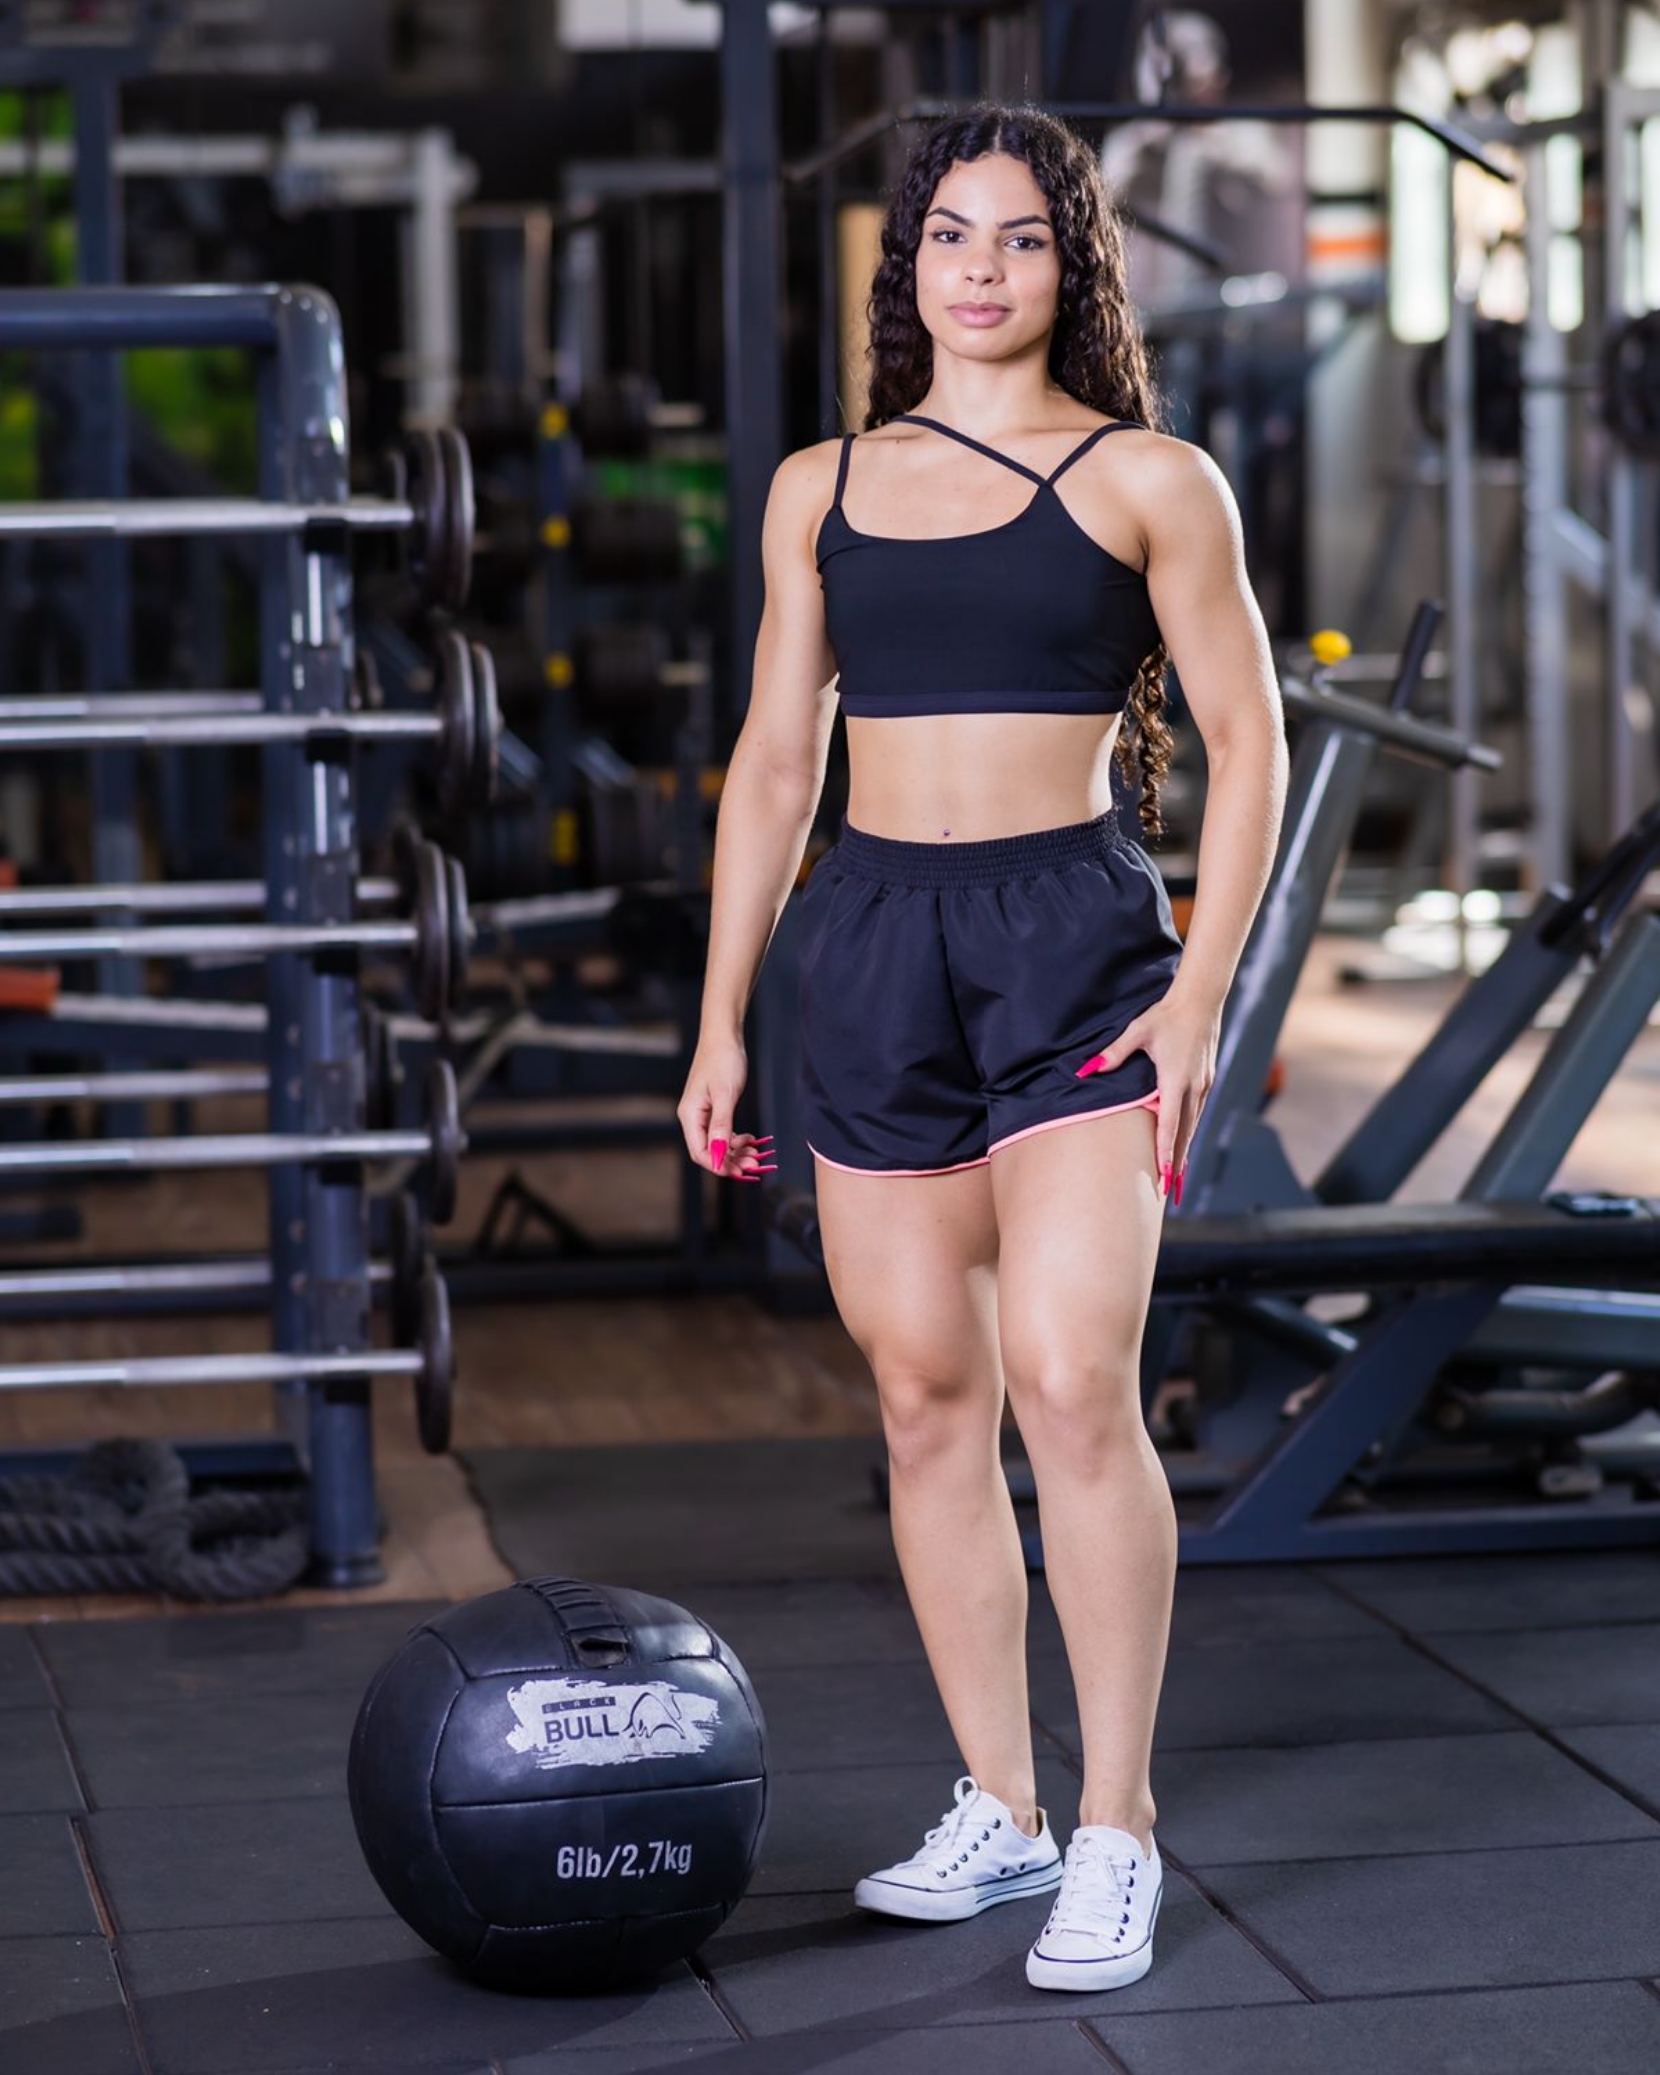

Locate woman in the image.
[678,101,1286,1993]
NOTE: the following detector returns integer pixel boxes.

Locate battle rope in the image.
[0,1438,310,1600]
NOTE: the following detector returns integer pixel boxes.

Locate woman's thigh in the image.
[988,1103,1165,1417]
[812,1154,1001,1398]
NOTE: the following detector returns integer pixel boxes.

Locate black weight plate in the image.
[466,640,500,804]
[411,838,449,1023]
[402,428,447,606]
[424,1057,463,1225]
[363,1004,400,1130]
[436,425,476,611]
[443,854,470,1008]
[389,1189,424,1345]
[416,1258,454,1455]
[391,816,423,904]
[434,629,475,816]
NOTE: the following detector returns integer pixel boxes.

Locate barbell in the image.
[0,836,470,1022]
[0,630,499,814]
[0,1057,465,1221]
[0,1255,455,1455]
[0,1187,426,1332]
[0,428,476,613]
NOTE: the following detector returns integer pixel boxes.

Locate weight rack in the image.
[0,287,477,1589]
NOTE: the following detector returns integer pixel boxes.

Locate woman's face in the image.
[911,152,1062,366]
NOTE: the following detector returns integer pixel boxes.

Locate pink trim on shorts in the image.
[805,1088,1161,1178]
[806,1141,991,1178]
[988,1086,1161,1158]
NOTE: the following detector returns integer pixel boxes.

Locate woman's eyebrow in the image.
[925,207,1052,230]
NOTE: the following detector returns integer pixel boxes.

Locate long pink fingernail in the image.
[1160,1163,1172,1197]
[711,1138,727,1171]
[1075,1056,1103,1079]
[1173,1168,1184,1207]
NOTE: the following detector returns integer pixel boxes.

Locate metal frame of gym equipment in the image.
[0,286,438,1588]
[0,118,476,427]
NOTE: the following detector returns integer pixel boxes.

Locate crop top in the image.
[815,412,1161,719]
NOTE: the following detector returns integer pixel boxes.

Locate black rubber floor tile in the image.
[35,1602,446,1707]
[1427,1624,1660,1727]
[0,1813,98,1936]
[758,1663,958,1771]
[1193,1838,1660,1995]
[509,2020,1115,2070]
[1030,1634,1508,1755]
[0,1627,51,1709]
[702,1882,1296,2034]
[1155,1730,1659,1864]
[86,1797,385,1932]
[463,1438,899,1590]
[67,1690,358,1809]
[1559,1724,1660,1811]
[751,1758,1081,1897]
[121,1915,732,2073]
[1314,1550,1660,1633]
[0,1706,83,1813]
[1025,1566,1374,1659]
[1090,1979,1660,2075]
[0,1933,136,2075]
[684,1580,925,1671]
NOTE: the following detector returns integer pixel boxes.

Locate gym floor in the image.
[3,940,1659,2072]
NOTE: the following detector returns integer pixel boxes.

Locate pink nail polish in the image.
[711,1138,727,1171]
[1173,1168,1184,1207]
[1160,1163,1172,1197]
[1075,1056,1101,1079]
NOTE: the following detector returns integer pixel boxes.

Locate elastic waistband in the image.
[831,809,1125,888]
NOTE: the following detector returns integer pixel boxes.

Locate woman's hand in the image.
[677,1032,777,1181]
[1076,988,1220,1203]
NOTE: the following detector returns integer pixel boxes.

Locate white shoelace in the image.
[1044,1833,1138,1937]
[907,1774,998,1872]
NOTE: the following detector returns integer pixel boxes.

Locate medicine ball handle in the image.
[517,1573,632,1662]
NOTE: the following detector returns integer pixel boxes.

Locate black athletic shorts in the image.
[796,809,1184,1176]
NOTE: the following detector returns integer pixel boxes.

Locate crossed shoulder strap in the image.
[892,412,1140,486]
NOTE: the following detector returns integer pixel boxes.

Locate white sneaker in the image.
[853,1774,1063,1923]
[1025,1824,1163,1991]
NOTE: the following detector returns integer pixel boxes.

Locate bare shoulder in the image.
[767,436,849,556]
[1110,429,1240,543]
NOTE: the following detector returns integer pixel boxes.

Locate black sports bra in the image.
[815,413,1160,719]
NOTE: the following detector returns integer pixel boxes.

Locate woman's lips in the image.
[949,304,1010,325]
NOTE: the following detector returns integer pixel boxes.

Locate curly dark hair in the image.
[860,100,1174,841]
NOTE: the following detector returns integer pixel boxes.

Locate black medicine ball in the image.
[347,1574,768,1990]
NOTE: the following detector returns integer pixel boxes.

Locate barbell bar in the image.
[0,1058,465,1222]
[0,429,476,613]
[0,879,402,920]
[0,1187,426,1334]
[0,630,499,813]
[0,1257,455,1455]
[0,837,470,1022]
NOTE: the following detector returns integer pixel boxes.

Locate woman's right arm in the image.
[678,439,843,1176]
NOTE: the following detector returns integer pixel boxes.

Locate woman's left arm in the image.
[1085,439,1288,1198]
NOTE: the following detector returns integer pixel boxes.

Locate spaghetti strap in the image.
[891,412,1047,487]
[1046,420,1140,485]
[832,431,854,509]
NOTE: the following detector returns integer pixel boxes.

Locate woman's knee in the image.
[1004,1351,1148,1472]
[874,1356,1000,1478]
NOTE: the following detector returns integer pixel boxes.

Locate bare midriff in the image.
[844,709,1125,842]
